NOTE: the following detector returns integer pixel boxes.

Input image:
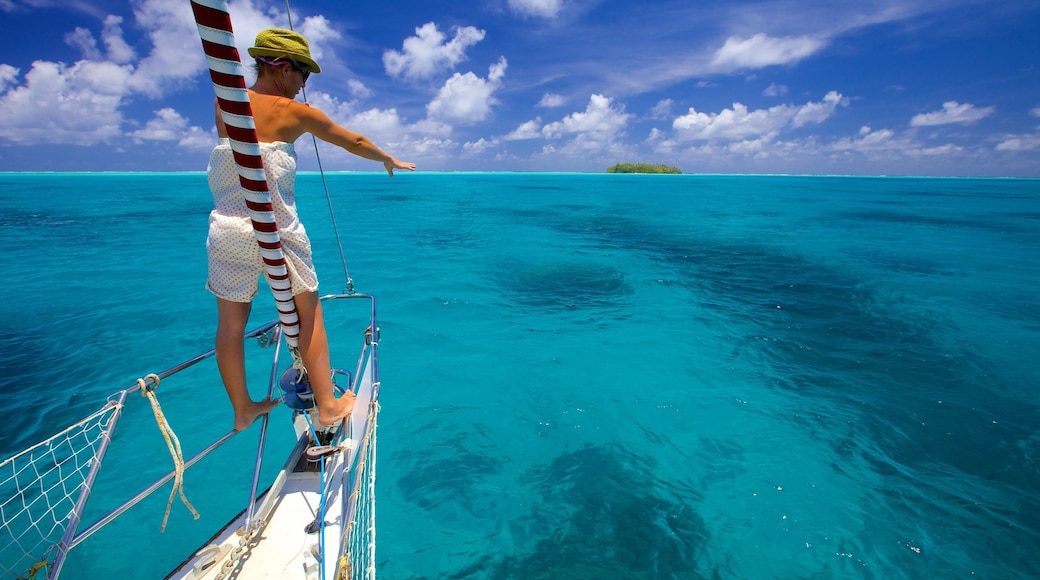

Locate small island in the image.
[606,162,682,174]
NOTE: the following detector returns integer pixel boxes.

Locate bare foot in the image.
[234,397,279,431]
[318,392,356,427]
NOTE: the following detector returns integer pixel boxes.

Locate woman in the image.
[206,28,415,430]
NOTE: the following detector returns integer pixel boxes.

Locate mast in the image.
[189,0,302,356]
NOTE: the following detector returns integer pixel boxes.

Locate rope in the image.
[19,560,48,580]
[138,374,200,532]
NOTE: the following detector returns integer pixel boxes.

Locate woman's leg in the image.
[216,298,278,430]
[294,291,354,425]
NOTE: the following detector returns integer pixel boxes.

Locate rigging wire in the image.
[285,0,355,294]
[283,10,346,579]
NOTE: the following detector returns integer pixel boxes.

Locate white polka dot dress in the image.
[205,138,318,302]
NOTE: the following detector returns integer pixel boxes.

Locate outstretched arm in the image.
[298,104,415,176]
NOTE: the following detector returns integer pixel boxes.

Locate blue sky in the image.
[1,0,1038,175]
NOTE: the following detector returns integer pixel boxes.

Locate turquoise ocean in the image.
[1,172,1038,579]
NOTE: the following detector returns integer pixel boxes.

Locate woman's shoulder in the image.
[254,94,322,123]
[247,90,295,108]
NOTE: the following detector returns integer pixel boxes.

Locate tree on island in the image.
[606,162,682,174]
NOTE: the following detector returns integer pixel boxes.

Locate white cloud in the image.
[537,93,566,108]
[0,2,174,146]
[295,15,341,64]
[673,92,847,141]
[826,125,957,159]
[462,137,499,156]
[0,0,343,148]
[0,0,367,153]
[409,117,454,138]
[502,95,634,162]
[658,121,983,172]
[509,0,561,19]
[505,119,542,140]
[126,0,208,98]
[347,79,372,100]
[994,107,1040,150]
[673,100,783,141]
[120,107,212,150]
[711,33,825,71]
[910,101,995,126]
[791,90,848,127]
[121,107,213,150]
[543,94,630,138]
[647,127,678,155]
[383,22,485,80]
[426,57,507,125]
[102,15,135,64]
[0,64,18,91]
[920,144,963,155]
[0,60,131,145]
[649,98,673,119]
[763,83,788,97]
[726,133,776,156]
[408,136,458,157]
[128,107,190,141]
[996,133,1040,151]
[343,107,411,142]
[178,126,216,150]
[65,27,101,60]
[830,127,896,151]
[125,0,325,98]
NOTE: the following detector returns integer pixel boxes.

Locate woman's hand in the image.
[384,158,416,177]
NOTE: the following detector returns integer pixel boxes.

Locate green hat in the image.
[247,28,321,73]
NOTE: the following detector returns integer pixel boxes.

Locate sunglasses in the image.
[286,60,311,82]
[256,56,310,81]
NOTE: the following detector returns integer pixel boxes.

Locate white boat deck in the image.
[169,426,351,580]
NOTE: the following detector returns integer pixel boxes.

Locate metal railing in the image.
[41,293,377,579]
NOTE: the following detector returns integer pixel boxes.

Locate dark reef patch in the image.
[490,444,712,579]
[494,260,631,312]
